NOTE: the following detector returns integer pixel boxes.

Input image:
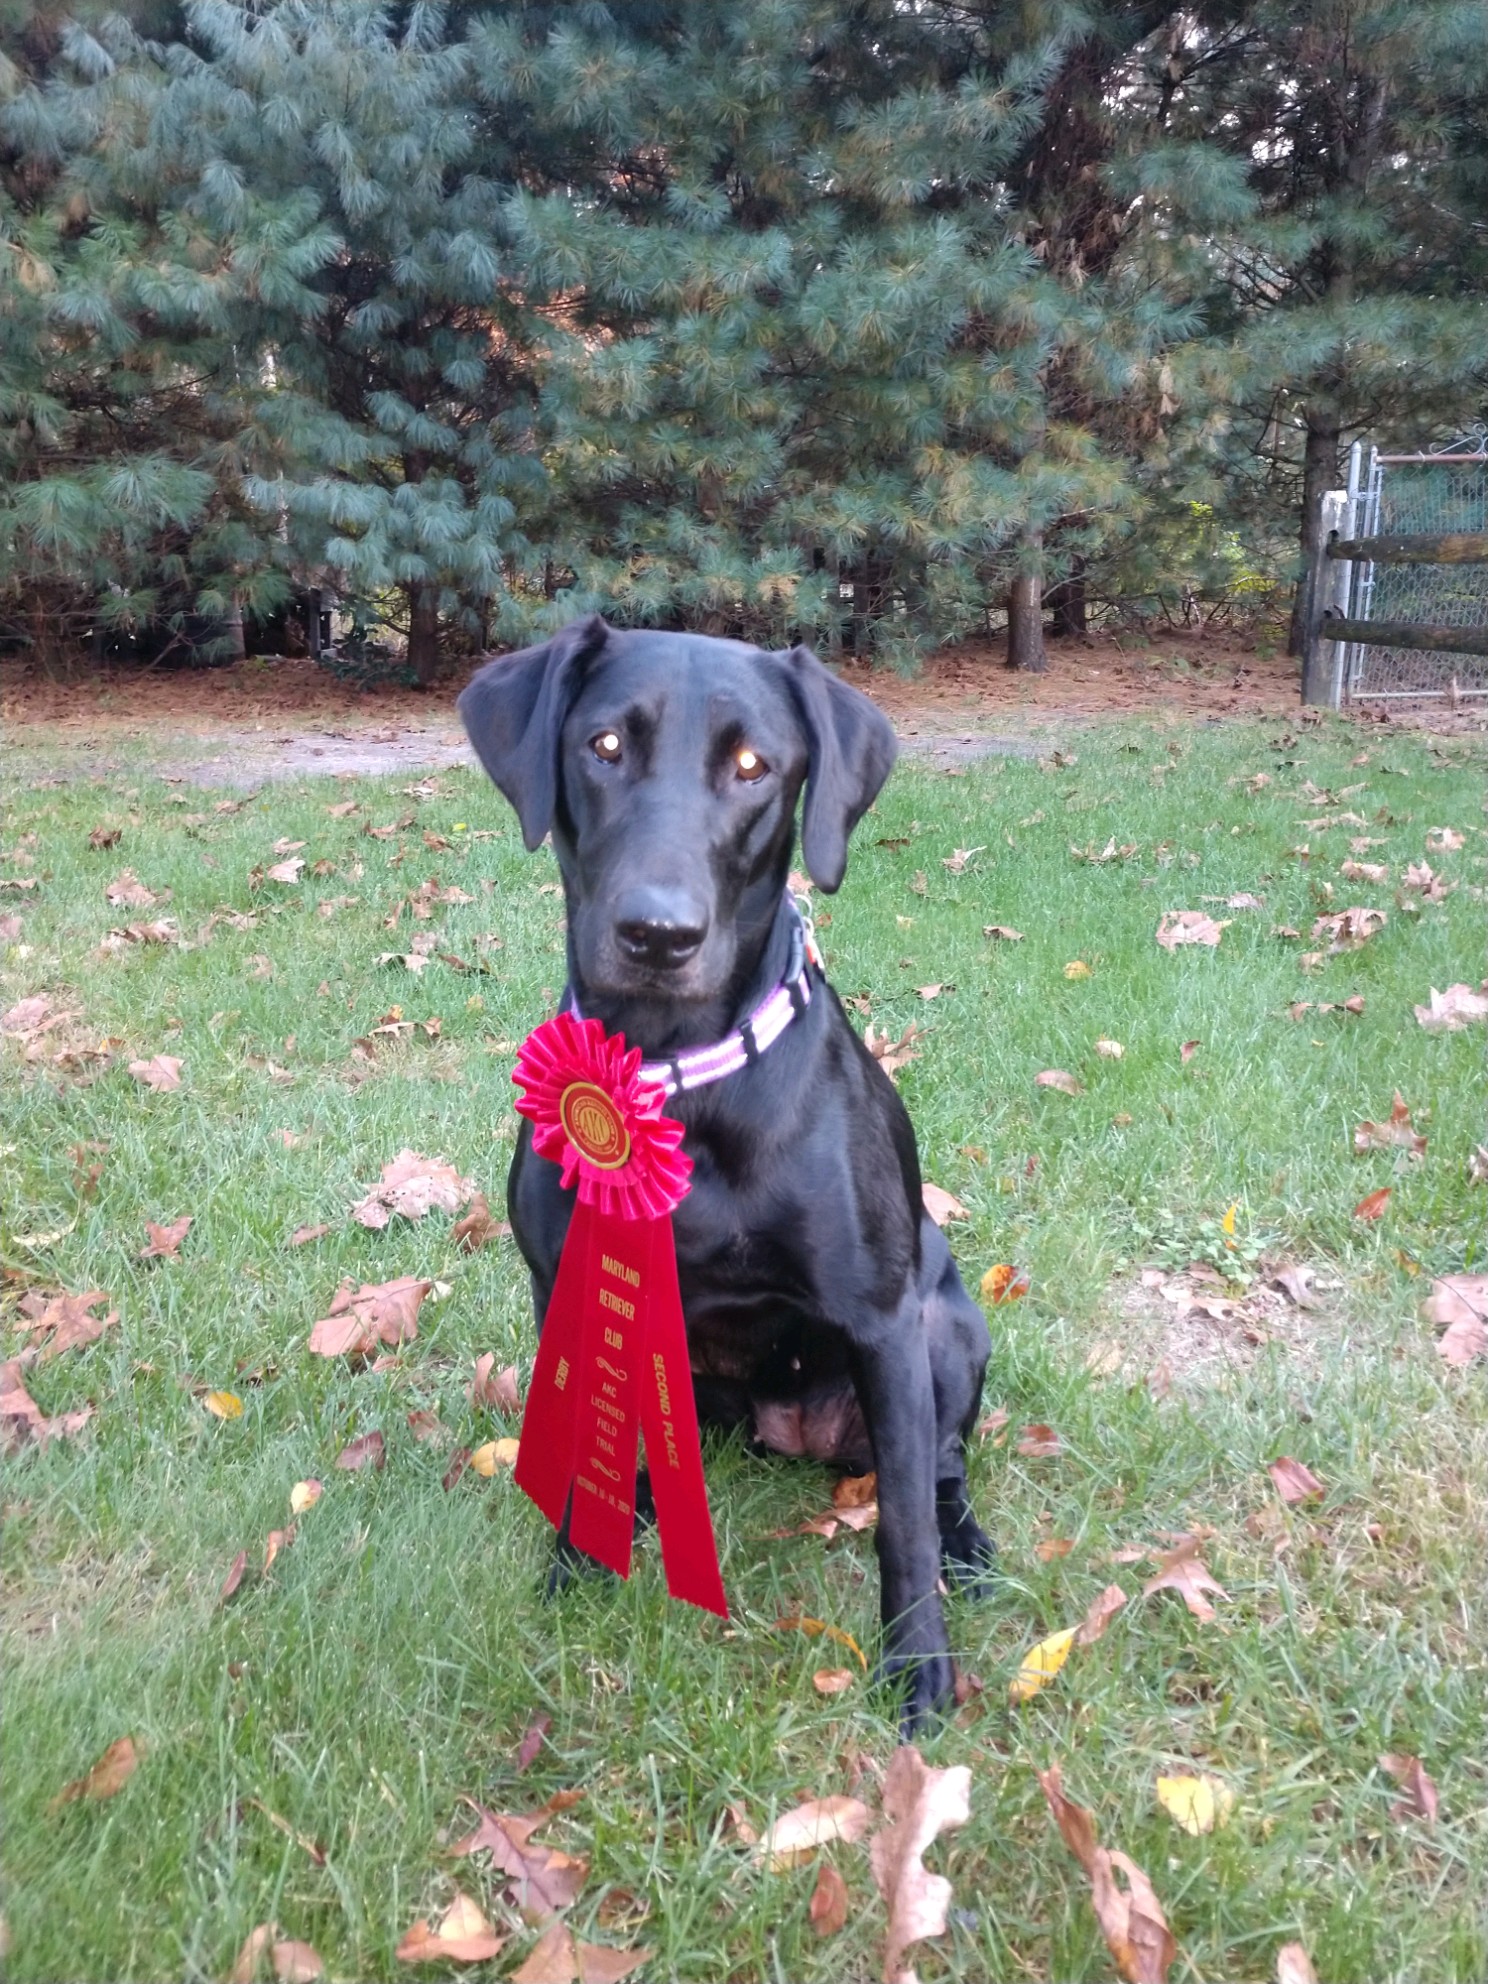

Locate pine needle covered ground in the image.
[2,719,1485,1983]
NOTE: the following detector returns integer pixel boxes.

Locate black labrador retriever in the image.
[459,614,995,1730]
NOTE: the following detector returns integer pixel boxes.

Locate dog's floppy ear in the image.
[457,614,611,849]
[778,644,898,893]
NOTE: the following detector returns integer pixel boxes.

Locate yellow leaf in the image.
[1009,1626,1076,1703]
[1063,960,1092,980]
[204,1391,244,1419]
[1156,1772,1234,1835]
[289,1479,323,1515]
[1221,1203,1237,1237]
[470,1438,519,1477]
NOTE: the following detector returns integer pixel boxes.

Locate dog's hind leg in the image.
[921,1220,999,1595]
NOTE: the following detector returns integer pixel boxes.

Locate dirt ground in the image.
[5,627,1482,784]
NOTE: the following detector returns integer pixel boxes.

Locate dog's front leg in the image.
[853,1320,955,1734]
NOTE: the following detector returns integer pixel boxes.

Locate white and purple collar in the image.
[567,898,820,1098]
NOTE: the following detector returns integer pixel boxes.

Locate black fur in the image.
[459,618,995,1732]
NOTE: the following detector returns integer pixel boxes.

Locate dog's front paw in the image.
[876,1645,956,1737]
[941,1520,999,1600]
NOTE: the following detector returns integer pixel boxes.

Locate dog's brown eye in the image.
[592,731,623,763]
[734,747,768,782]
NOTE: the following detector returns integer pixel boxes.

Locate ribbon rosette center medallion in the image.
[510,1012,727,1616]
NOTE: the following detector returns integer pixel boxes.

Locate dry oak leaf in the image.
[264,857,305,885]
[396,1894,506,1965]
[1268,1457,1325,1505]
[352,1149,476,1229]
[1312,905,1386,952]
[1076,1583,1129,1648]
[1424,1273,1488,1366]
[1035,1069,1082,1096]
[869,1744,972,1984]
[759,1795,872,1871]
[1037,1763,1176,1984]
[139,1215,192,1260]
[129,1054,183,1091]
[1354,1093,1426,1157]
[511,1923,652,1984]
[12,1288,118,1359]
[447,1803,588,1921]
[1155,910,1227,951]
[49,1735,141,1811]
[1426,825,1465,851]
[309,1275,431,1358]
[335,1430,386,1472]
[1414,982,1488,1032]
[864,1022,922,1083]
[809,1861,850,1937]
[982,924,1024,941]
[1142,1536,1229,1624]
[921,1183,968,1227]
[0,1359,93,1451]
[469,1353,522,1415]
[1352,1187,1391,1223]
[1016,1423,1061,1458]
[1276,1945,1318,1984]
[105,870,161,909]
[1380,1752,1439,1825]
[451,1192,510,1251]
[1340,859,1388,883]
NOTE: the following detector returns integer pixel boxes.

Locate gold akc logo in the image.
[558,1080,632,1169]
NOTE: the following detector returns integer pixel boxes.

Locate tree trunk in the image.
[223,595,246,663]
[1048,560,1087,637]
[1288,409,1340,658]
[407,581,439,687]
[1006,535,1046,671]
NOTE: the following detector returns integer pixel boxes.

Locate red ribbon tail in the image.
[639,1218,729,1618]
[513,1201,593,1529]
[566,1209,642,1577]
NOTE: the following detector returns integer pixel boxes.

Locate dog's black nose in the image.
[614,886,709,968]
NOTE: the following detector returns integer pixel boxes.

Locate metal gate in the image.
[1307,429,1488,707]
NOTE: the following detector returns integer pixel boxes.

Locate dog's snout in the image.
[614,886,709,968]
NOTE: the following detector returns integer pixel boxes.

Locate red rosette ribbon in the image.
[508,1011,726,1617]
[512,1012,691,1220]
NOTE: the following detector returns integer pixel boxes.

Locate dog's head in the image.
[458,615,896,1003]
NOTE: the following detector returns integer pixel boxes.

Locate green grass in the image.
[3,718,1486,1983]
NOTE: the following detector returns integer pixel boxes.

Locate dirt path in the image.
[6,628,1477,785]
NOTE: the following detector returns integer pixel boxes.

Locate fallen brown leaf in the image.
[1354,1093,1426,1157]
[352,1150,476,1228]
[265,858,305,885]
[138,1215,192,1260]
[11,1288,118,1359]
[759,1795,872,1870]
[452,1192,509,1251]
[50,1735,141,1811]
[1180,1040,1200,1064]
[1035,1069,1082,1096]
[220,1549,248,1603]
[813,1668,855,1696]
[1075,1583,1128,1647]
[517,1715,551,1774]
[1414,982,1488,1032]
[1352,1187,1391,1222]
[982,924,1024,942]
[396,1894,506,1965]
[980,1264,1030,1304]
[863,1022,922,1083]
[976,1406,1009,1441]
[510,1923,652,1984]
[1268,1457,1325,1505]
[128,1054,184,1091]
[1038,1763,1176,1984]
[106,870,161,908]
[1142,1537,1229,1624]
[921,1183,968,1226]
[262,1526,295,1573]
[1380,1752,1439,1825]
[310,1276,432,1358]
[870,1744,972,1984]
[0,1359,94,1451]
[1423,1274,1488,1365]
[1276,1944,1318,1984]
[1155,910,1227,951]
[1271,1264,1318,1309]
[469,1353,521,1414]
[289,1224,332,1248]
[270,1940,323,1983]
[335,1430,386,1472]
[1312,905,1386,953]
[1016,1423,1061,1458]
[809,1860,849,1937]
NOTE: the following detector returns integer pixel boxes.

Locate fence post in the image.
[1302,490,1349,707]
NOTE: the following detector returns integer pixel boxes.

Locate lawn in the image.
[2,714,1485,1984]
